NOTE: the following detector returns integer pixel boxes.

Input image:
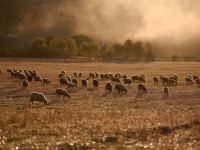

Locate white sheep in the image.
[29,92,48,105]
[56,88,70,99]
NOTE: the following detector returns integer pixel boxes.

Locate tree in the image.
[123,39,133,59]
[171,55,178,61]
[134,41,145,60]
[145,49,156,61]
[31,37,48,57]
[65,38,78,57]
[49,37,66,56]
[80,42,99,57]
[112,43,124,59]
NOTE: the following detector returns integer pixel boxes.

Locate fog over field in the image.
[17,0,200,54]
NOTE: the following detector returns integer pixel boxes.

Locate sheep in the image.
[67,76,72,82]
[164,87,169,95]
[115,83,128,94]
[29,92,48,105]
[106,83,112,93]
[153,77,159,84]
[61,70,66,75]
[59,73,65,78]
[193,75,199,80]
[187,74,193,80]
[42,78,51,84]
[100,74,106,80]
[18,73,27,80]
[82,79,88,88]
[138,84,147,94]
[89,72,95,79]
[138,76,145,83]
[124,78,132,85]
[160,76,169,86]
[173,75,179,80]
[132,76,139,82]
[105,74,109,80]
[196,79,200,85]
[66,81,77,89]
[56,88,70,99]
[123,75,128,79]
[111,77,121,83]
[72,78,78,85]
[168,79,177,86]
[30,71,37,78]
[78,72,82,78]
[95,72,99,78]
[34,76,43,83]
[60,77,68,86]
[74,72,78,77]
[22,80,29,89]
[185,77,193,85]
[108,73,113,79]
[7,68,12,73]
[93,80,99,88]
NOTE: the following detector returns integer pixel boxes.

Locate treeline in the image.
[0,34,156,61]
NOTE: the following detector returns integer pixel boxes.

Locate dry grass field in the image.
[0,61,199,149]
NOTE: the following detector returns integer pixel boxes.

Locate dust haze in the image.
[18,0,200,54]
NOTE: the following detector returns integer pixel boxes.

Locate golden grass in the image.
[0,61,199,149]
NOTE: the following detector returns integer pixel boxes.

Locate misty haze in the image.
[0,0,199,149]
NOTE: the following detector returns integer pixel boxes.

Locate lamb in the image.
[111,77,121,83]
[115,83,128,94]
[56,88,70,99]
[153,77,159,84]
[22,80,29,89]
[106,83,112,93]
[138,84,147,94]
[124,78,132,85]
[29,92,48,105]
[42,78,51,84]
[93,80,99,88]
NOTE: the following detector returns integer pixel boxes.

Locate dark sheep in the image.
[106,83,112,93]
[193,75,199,80]
[18,73,28,80]
[168,79,177,86]
[95,72,99,78]
[160,76,169,86]
[138,76,145,83]
[22,80,29,89]
[7,68,12,73]
[153,77,159,84]
[67,76,72,82]
[74,72,78,77]
[174,75,179,80]
[56,88,70,99]
[78,73,82,78]
[108,73,113,79]
[72,78,78,85]
[82,79,88,88]
[164,87,169,95]
[34,76,43,83]
[124,78,132,85]
[89,72,95,79]
[185,77,193,85]
[132,76,139,82]
[138,84,147,94]
[196,79,200,85]
[115,83,128,94]
[60,77,68,86]
[42,78,51,84]
[59,73,65,78]
[61,70,66,75]
[27,75,33,82]
[111,77,121,83]
[93,80,99,88]
[123,75,128,79]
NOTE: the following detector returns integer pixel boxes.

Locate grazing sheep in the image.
[66,81,77,89]
[60,77,68,86]
[193,75,199,80]
[7,68,12,73]
[89,72,95,79]
[27,75,33,82]
[123,75,128,79]
[124,78,132,85]
[95,72,99,78]
[93,80,99,88]
[115,83,128,94]
[56,88,70,99]
[22,80,29,89]
[187,74,193,80]
[81,79,88,88]
[106,83,112,93]
[30,71,37,78]
[78,73,82,78]
[18,73,27,80]
[108,73,113,79]
[72,78,78,85]
[42,78,51,84]
[173,75,179,80]
[132,76,139,82]
[160,76,169,86]
[105,74,109,80]
[111,77,121,83]
[29,92,48,105]
[67,76,72,82]
[153,77,159,84]
[168,79,177,86]
[164,87,169,95]
[138,76,145,83]
[185,77,193,85]
[100,74,106,80]
[138,84,147,94]
[34,76,43,83]
[61,70,66,75]
[74,72,78,77]
[59,73,65,78]
[196,79,200,85]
